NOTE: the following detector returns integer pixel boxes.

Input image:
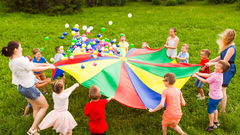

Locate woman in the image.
[1,41,55,135]
[206,29,237,113]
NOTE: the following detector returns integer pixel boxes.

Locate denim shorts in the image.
[18,85,41,100]
[208,98,222,114]
[194,78,204,88]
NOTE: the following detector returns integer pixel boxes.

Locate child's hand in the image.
[148,108,155,112]
[74,83,80,87]
[49,64,56,69]
[175,56,179,59]
[192,73,197,78]
[205,62,214,67]
[164,45,168,48]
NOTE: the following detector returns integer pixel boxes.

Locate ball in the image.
[128,13,132,18]
[63,32,68,36]
[81,65,85,69]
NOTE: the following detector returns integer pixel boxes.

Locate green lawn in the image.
[0,1,240,135]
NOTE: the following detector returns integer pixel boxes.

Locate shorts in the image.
[194,78,204,88]
[208,98,222,114]
[18,85,41,100]
[91,132,106,135]
[27,103,32,108]
[162,113,182,128]
[222,64,236,87]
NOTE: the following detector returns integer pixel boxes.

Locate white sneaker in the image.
[197,96,205,100]
[196,93,201,98]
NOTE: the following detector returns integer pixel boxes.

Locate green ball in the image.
[40,48,45,51]
[105,46,109,48]
[119,33,125,37]
[67,50,71,54]
[130,44,135,47]
[90,42,93,45]
[100,27,106,32]
[72,39,77,43]
[44,36,49,41]
[104,38,110,42]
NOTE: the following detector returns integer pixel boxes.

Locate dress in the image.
[166,36,179,58]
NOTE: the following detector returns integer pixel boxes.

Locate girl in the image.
[206,29,237,113]
[39,80,79,135]
[164,28,179,59]
[1,41,55,135]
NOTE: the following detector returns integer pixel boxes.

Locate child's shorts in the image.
[18,85,41,100]
[162,113,182,128]
[208,98,222,114]
[194,78,204,88]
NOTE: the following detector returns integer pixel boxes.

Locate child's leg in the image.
[40,72,48,93]
[23,105,30,116]
[66,131,72,135]
[171,125,186,135]
[220,87,227,112]
[214,110,219,123]
[162,126,167,135]
[196,88,205,97]
[208,113,214,126]
[59,133,64,135]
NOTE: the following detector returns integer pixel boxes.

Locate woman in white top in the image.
[1,41,55,135]
[164,28,179,59]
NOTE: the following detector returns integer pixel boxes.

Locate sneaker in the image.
[205,126,214,132]
[214,122,220,128]
[197,96,205,100]
[196,93,201,98]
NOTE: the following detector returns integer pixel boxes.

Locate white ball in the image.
[65,23,69,28]
[89,26,94,30]
[113,39,117,42]
[87,45,92,49]
[82,37,88,41]
[112,44,117,49]
[86,28,91,32]
[108,21,113,25]
[82,25,87,31]
[128,13,132,18]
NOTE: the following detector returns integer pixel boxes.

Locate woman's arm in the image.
[32,64,55,72]
[33,63,49,67]
[223,48,235,62]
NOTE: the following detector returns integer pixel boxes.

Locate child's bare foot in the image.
[197,96,205,100]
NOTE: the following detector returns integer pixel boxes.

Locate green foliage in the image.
[177,0,186,4]
[152,0,161,5]
[2,0,82,15]
[166,0,178,6]
[207,0,237,4]
[85,0,126,6]
[237,0,240,10]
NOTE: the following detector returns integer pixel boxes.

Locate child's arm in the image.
[196,72,211,78]
[192,73,208,83]
[84,105,90,117]
[149,95,166,112]
[180,92,186,106]
[36,78,51,88]
[200,66,206,72]
[65,83,80,95]
[107,97,114,102]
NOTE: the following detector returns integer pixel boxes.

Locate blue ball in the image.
[97,34,102,38]
[71,27,76,31]
[117,51,120,54]
[96,40,100,43]
[63,32,68,36]
[60,36,64,39]
[110,40,115,44]
[98,49,102,52]
[86,49,89,51]
[81,65,85,69]
[116,44,120,47]
[75,29,79,32]
[75,43,81,46]
[90,54,94,57]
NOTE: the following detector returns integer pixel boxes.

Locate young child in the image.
[54,46,64,63]
[176,44,189,63]
[84,86,114,135]
[192,60,230,131]
[32,48,49,94]
[118,36,129,52]
[194,49,211,100]
[149,73,187,135]
[164,28,179,59]
[39,80,79,135]
[23,78,51,116]
[142,42,150,49]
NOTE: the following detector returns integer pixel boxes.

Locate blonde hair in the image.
[182,44,189,49]
[217,29,236,53]
[89,85,101,100]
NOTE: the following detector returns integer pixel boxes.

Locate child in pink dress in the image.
[39,80,79,135]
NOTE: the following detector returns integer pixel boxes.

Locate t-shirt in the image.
[32,57,47,74]
[199,58,210,79]
[206,72,223,100]
[54,53,64,63]
[84,99,108,134]
[178,52,189,63]
[9,56,35,88]
[162,87,183,118]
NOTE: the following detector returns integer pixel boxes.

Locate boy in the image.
[192,60,230,131]
[54,46,64,63]
[149,73,187,135]
[176,44,189,63]
[195,49,211,100]
[84,86,114,135]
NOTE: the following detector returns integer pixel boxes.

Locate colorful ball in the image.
[44,36,49,41]
[65,23,69,28]
[97,34,102,38]
[63,32,68,36]
[93,62,97,66]
[100,27,106,32]
[60,36,64,39]
[130,44,135,47]
[50,58,54,62]
[82,25,87,31]
[81,65,85,69]
[40,48,45,51]
[119,33,125,37]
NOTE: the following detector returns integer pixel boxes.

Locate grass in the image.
[0,1,240,135]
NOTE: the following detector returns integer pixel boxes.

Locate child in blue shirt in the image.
[176,44,189,63]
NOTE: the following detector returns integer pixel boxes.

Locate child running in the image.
[84,86,114,135]
[176,44,189,63]
[149,73,187,135]
[39,80,79,135]
[192,60,230,131]
[164,28,179,59]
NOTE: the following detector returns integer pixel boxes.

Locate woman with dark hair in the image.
[1,41,55,135]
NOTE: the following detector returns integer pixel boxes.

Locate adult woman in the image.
[206,29,237,113]
[1,41,55,135]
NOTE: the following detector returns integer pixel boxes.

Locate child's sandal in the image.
[214,122,220,127]
[27,128,40,135]
[205,126,214,132]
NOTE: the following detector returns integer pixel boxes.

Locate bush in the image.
[166,0,177,6]
[85,0,126,6]
[237,0,240,9]
[207,0,237,4]
[2,0,82,15]
[152,0,161,5]
[177,0,186,4]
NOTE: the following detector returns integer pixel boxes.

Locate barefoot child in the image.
[149,73,187,135]
[195,49,211,100]
[54,46,65,63]
[32,48,49,94]
[164,28,179,59]
[118,36,129,52]
[176,44,189,63]
[84,86,114,135]
[39,80,79,135]
[192,60,230,131]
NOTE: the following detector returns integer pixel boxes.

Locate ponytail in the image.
[1,41,20,57]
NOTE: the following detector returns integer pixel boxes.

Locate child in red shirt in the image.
[84,86,114,135]
[195,49,211,100]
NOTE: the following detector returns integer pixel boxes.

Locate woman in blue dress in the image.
[206,29,237,113]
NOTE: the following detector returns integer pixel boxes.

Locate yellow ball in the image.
[74,24,79,28]
[105,48,109,52]
[81,48,85,52]
[50,58,54,62]
[82,44,87,48]
[60,46,64,50]
[93,55,97,59]
[71,31,76,36]
[109,47,113,50]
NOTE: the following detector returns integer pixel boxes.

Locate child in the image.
[32,48,49,94]
[118,36,129,52]
[142,42,150,49]
[39,80,79,135]
[176,44,189,63]
[54,46,64,63]
[194,49,211,100]
[23,78,51,116]
[192,60,230,131]
[164,28,179,59]
[149,73,187,135]
[84,86,114,135]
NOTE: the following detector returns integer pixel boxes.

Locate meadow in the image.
[0,1,240,135]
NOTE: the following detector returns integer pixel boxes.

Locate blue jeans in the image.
[18,85,41,100]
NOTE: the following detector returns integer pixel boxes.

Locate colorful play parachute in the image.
[52,47,201,109]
